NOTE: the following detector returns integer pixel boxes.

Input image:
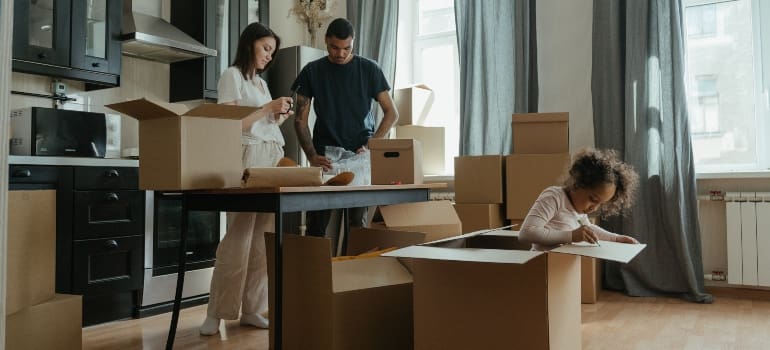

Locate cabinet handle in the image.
[12,169,32,178]
[105,169,120,178]
[37,52,47,59]
[105,193,119,201]
[92,62,101,68]
[104,240,119,249]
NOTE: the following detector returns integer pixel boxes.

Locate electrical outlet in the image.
[51,80,66,96]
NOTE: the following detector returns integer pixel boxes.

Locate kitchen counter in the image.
[9,156,139,167]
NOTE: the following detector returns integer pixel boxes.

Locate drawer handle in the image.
[105,169,120,177]
[37,52,47,59]
[104,240,119,249]
[105,193,119,201]
[12,169,32,178]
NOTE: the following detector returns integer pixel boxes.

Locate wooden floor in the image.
[83,289,770,350]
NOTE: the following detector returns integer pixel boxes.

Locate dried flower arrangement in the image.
[290,0,334,47]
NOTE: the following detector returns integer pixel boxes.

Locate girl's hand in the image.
[571,225,599,244]
[614,235,639,244]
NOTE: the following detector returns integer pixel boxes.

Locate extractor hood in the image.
[121,2,217,63]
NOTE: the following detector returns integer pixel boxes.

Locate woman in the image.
[200,22,293,336]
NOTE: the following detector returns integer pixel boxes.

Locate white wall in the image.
[537,0,595,150]
[270,0,347,49]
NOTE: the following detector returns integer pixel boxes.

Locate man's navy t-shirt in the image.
[291,55,390,154]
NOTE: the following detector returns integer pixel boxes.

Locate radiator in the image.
[725,192,770,286]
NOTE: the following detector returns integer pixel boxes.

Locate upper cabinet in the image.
[169,0,269,102]
[12,0,122,87]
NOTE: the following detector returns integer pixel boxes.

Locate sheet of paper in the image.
[550,240,646,263]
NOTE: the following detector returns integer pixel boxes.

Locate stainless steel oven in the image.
[139,191,225,313]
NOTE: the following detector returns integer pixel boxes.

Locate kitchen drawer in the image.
[8,165,59,184]
[73,190,145,240]
[72,235,144,294]
[74,166,139,190]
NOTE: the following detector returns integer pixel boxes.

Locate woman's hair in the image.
[232,22,281,79]
[563,148,639,217]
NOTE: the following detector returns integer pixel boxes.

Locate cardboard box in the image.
[454,203,506,233]
[394,84,434,125]
[371,200,462,242]
[7,190,56,316]
[454,155,505,203]
[265,228,425,350]
[369,138,423,185]
[512,112,569,154]
[384,230,645,350]
[106,98,259,190]
[506,153,571,219]
[395,125,445,175]
[581,257,603,304]
[6,294,82,350]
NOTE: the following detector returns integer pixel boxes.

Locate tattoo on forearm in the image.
[297,125,316,157]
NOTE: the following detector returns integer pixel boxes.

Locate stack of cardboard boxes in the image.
[453,155,507,233]
[392,85,446,175]
[6,190,82,350]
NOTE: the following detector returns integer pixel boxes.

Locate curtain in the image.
[592,0,712,303]
[454,0,538,156]
[347,0,399,124]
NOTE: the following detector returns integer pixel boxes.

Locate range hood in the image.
[121,2,217,63]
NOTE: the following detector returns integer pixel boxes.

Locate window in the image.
[395,0,460,175]
[684,0,770,172]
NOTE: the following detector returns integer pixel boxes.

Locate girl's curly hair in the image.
[562,148,639,218]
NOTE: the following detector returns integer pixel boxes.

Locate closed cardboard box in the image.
[265,228,424,350]
[581,256,603,304]
[506,153,571,219]
[384,230,645,350]
[6,294,82,350]
[395,125,445,175]
[394,84,434,125]
[107,98,259,190]
[454,155,505,203]
[454,203,505,233]
[370,138,423,185]
[7,190,56,316]
[371,200,462,242]
[512,113,569,154]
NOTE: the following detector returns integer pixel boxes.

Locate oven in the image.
[139,191,226,313]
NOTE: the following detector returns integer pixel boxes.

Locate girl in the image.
[200,22,293,336]
[519,148,640,251]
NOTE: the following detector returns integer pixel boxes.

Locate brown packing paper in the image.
[241,167,323,188]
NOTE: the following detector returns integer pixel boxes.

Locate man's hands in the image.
[308,154,332,172]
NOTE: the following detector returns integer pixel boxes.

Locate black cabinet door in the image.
[72,235,144,294]
[70,0,122,75]
[12,0,71,66]
[73,190,145,240]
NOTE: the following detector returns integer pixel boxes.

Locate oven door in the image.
[141,191,226,308]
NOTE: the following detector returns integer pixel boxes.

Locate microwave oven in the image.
[9,107,107,157]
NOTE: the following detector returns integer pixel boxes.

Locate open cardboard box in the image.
[394,84,434,125]
[265,228,426,350]
[106,98,260,190]
[370,200,462,242]
[384,230,645,350]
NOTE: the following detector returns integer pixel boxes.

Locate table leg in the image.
[274,210,283,350]
[166,196,189,350]
[341,208,350,255]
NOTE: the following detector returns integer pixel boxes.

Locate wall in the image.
[270,0,347,49]
[0,0,13,345]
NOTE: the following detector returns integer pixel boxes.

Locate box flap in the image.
[332,257,413,293]
[382,245,543,264]
[550,241,646,263]
[347,228,426,255]
[185,103,261,120]
[369,138,416,151]
[379,200,460,228]
[512,112,569,123]
[106,98,188,120]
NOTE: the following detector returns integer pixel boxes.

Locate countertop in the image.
[9,156,139,167]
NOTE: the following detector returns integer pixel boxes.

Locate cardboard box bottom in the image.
[6,294,82,350]
[581,256,603,304]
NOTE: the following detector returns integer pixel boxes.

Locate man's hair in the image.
[326,18,355,39]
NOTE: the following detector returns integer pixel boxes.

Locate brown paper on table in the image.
[241,167,323,188]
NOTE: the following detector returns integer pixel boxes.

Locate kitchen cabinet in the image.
[12,0,122,87]
[169,0,269,102]
[8,164,144,326]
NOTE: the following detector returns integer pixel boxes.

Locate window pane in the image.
[85,0,107,58]
[418,0,455,35]
[29,0,54,49]
[418,43,459,174]
[685,0,759,170]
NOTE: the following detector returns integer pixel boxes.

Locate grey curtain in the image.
[455,0,538,156]
[347,0,399,124]
[592,0,712,303]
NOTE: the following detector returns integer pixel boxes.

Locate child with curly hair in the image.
[519,148,641,251]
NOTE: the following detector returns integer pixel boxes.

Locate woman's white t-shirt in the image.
[217,66,285,146]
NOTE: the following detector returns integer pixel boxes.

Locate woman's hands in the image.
[264,96,294,123]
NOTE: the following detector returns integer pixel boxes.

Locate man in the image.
[292,17,399,239]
